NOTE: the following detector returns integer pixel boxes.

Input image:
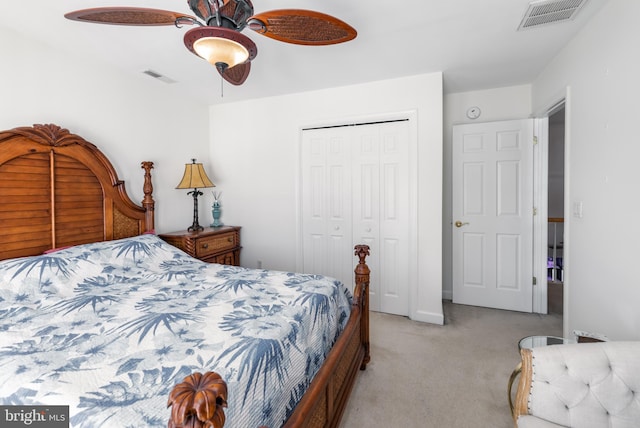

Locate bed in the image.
[0,124,371,428]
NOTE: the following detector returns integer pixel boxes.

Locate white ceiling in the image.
[0,0,608,105]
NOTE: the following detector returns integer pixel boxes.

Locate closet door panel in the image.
[326,133,353,287]
[378,122,410,315]
[353,130,380,310]
[302,128,353,290]
[302,132,328,275]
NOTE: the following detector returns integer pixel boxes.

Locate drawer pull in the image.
[228,237,233,242]
[202,243,209,249]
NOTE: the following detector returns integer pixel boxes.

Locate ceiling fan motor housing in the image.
[190,0,254,31]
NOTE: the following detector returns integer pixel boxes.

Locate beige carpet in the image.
[340,301,562,427]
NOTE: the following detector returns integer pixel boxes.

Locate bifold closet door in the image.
[301,120,410,316]
[352,121,410,315]
[301,127,354,292]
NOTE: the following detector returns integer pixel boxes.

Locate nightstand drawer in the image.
[195,232,237,258]
[159,226,241,266]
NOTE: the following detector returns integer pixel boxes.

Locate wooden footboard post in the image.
[354,245,371,369]
[140,161,155,232]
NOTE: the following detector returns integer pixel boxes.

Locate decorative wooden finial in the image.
[354,244,370,264]
[167,372,227,428]
[354,245,370,279]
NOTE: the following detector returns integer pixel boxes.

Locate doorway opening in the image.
[547,106,565,314]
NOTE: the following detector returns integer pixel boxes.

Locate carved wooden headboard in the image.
[0,124,155,260]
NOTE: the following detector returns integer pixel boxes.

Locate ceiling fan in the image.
[65,0,357,86]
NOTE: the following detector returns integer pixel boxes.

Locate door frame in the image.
[533,87,570,323]
[295,110,420,318]
[449,93,569,315]
[533,116,549,314]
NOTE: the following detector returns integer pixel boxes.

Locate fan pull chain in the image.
[220,76,224,98]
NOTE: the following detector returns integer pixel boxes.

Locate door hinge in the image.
[533,136,538,145]
[533,276,537,286]
[533,207,537,216]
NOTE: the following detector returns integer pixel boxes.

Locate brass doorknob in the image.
[455,221,469,228]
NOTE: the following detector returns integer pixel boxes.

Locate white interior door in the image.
[301,119,411,316]
[452,119,534,312]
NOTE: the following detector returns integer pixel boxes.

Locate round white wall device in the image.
[466,106,481,120]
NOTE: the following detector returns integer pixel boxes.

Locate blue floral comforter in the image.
[0,234,352,427]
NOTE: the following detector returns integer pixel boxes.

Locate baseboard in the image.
[411,309,444,325]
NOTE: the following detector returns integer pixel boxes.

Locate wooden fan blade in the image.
[219,62,251,86]
[65,7,196,26]
[247,9,357,45]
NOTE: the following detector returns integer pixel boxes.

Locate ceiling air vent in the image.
[518,0,589,30]
[143,69,176,84]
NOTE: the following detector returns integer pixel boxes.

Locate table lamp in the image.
[176,159,215,231]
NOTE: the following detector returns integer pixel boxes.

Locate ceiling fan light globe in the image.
[184,27,257,73]
[193,36,248,69]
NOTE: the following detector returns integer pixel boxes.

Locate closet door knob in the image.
[366,227,372,232]
[455,221,469,228]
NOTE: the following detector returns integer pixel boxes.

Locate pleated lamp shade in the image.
[176,160,215,189]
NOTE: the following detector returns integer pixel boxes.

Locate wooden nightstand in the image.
[159,226,241,266]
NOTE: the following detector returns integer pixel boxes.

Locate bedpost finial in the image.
[354,244,370,264]
[141,161,154,198]
[354,244,370,284]
[168,371,227,428]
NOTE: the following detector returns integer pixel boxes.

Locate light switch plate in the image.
[573,201,583,218]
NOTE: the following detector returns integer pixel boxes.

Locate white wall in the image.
[533,0,640,340]
[209,73,444,324]
[442,85,533,299]
[0,25,210,233]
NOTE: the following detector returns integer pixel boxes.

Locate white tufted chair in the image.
[513,341,640,427]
